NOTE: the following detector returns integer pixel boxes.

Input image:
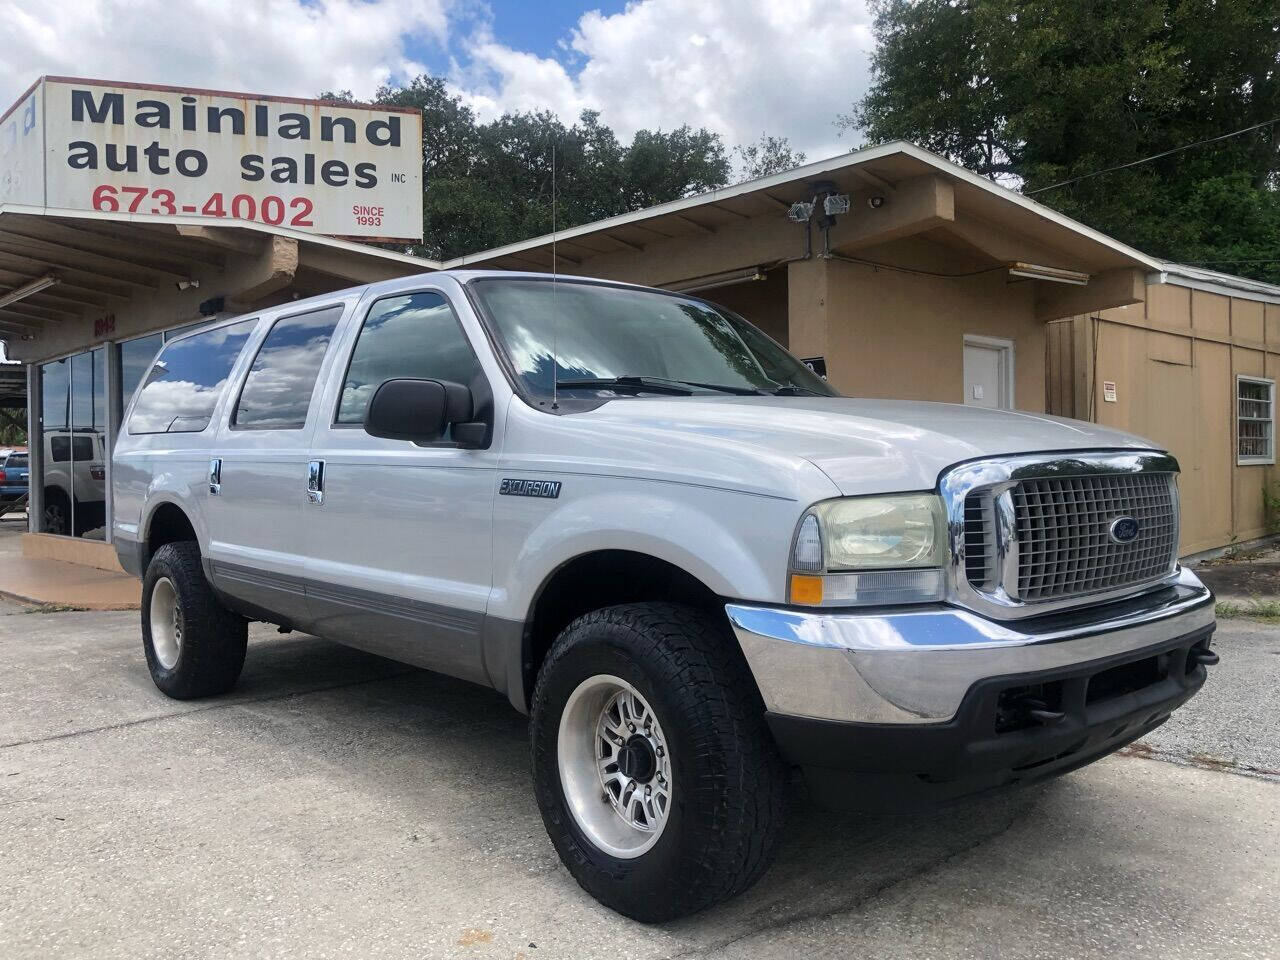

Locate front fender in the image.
[489,480,801,623]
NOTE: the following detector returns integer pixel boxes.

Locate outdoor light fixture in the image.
[0,274,58,310]
[823,193,851,216]
[667,266,770,295]
[175,278,201,291]
[1007,262,1090,286]
[787,201,815,223]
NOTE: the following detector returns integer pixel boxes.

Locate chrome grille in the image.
[1009,473,1177,601]
[963,492,996,590]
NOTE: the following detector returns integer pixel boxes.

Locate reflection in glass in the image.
[39,349,106,537]
[119,334,164,412]
[128,319,257,434]
[234,307,341,430]
[39,359,70,535]
[337,293,481,424]
[470,279,836,400]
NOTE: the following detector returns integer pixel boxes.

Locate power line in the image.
[1026,117,1280,195]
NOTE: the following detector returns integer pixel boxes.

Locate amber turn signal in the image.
[789,573,824,606]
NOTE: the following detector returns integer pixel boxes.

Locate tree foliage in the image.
[844,0,1280,282]
[326,78,734,260]
[734,135,808,180]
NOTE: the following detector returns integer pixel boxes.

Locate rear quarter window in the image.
[127,319,257,435]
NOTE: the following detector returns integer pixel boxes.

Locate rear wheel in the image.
[531,602,786,921]
[42,490,69,535]
[142,541,247,699]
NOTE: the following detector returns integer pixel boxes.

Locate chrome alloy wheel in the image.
[557,675,673,858]
[150,576,183,670]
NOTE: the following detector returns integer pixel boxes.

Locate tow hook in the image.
[1190,648,1219,667]
[1015,697,1066,725]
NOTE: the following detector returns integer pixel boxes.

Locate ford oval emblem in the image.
[1109,516,1140,544]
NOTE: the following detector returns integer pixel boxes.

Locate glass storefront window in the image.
[38,347,106,539]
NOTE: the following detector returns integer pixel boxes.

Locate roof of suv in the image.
[165,270,667,345]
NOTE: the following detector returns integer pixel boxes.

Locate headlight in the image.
[788,494,949,607]
[814,494,946,569]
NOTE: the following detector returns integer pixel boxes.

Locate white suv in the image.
[113,271,1216,920]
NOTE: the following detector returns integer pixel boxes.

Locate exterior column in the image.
[25,362,41,534]
[786,257,833,383]
[104,343,121,544]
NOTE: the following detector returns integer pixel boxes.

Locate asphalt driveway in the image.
[0,606,1276,959]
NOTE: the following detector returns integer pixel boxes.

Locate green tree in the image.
[329,77,733,261]
[733,135,808,181]
[843,0,1280,282]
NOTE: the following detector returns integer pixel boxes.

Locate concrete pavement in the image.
[1,607,1276,959]
[0,518,140,611]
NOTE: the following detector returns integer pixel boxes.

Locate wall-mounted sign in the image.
[93,313,116,338]
[801,356,828,380]
[1103,380,1117,403]
[0,77,423,241]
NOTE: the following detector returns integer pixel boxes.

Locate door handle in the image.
[306,459,324,505]
[209,458,222,495]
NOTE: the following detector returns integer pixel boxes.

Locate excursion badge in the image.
[500,478,562,499]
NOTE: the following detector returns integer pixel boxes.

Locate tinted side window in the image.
[233,306,343,430]
[128,319,257,434]
[336,292,482,424]
[49,436,91,460]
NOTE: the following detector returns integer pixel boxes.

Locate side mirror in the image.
[364,378,477,444]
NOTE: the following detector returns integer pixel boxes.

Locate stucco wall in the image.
[810,258,1045,409]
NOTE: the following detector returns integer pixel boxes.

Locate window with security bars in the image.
[1237,376,1275,464]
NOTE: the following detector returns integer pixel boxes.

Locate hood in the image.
[573,396,1159,496]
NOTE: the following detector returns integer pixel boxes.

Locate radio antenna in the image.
[550,141,559,410]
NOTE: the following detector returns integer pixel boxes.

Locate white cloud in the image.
[0,0,875,164]
[456,0,876,159]
[0,0,452,108]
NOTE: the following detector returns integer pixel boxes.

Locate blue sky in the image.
[478,0,628,61]
[0,0,875,160]
[406,1,630,82]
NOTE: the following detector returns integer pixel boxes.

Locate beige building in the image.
[455,143,1156,418]
[4,138,1276,561]
[1048,267,1280,555]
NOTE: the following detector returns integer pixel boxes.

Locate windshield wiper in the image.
[555,376,694,396]
[770,384,824,396]
[557,375,766,396]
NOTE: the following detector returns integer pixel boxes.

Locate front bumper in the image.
[726,567,1215,807]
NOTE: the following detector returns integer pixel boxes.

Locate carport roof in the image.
[445,141,1165,276]
[0,204,438,340]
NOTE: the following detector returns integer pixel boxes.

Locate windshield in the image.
[470,278,837,400]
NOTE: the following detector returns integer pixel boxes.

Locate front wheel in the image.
[142,541,247,699]
[531,603,786,921]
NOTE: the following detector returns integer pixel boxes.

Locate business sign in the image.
[0,77,423,240]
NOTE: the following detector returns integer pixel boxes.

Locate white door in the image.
[302,287,497,686]
[206,303,348,627]
[963,336,1014,409]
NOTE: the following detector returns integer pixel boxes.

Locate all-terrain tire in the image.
[531,602,787,922]
[142,541,247,699]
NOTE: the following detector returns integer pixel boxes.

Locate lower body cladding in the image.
[727,567,1216,810]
